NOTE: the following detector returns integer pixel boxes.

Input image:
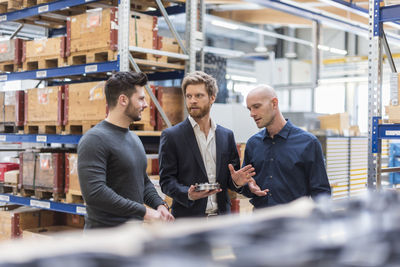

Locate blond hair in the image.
[181,71,218,97]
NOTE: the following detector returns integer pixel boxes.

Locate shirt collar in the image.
[188,116,216,131]
[264,119,292,140]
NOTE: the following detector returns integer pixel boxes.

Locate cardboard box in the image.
[318,113,349,135]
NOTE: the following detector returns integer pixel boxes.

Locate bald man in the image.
[242,85,331,208]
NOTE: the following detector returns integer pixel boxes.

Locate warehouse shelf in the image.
[0,61,118,81]
[0,133,81,144]
[0,193,86,215]
[0,131,161,145]
[367,0,400,188]
[0,0,103,22]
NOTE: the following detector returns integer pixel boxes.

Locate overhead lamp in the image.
[211,20,239,30]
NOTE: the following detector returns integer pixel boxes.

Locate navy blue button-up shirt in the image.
[242,120,331,208]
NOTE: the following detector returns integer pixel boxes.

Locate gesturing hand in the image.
[228,164,256,186]
[248,178,269,196]
[188,185,222,201]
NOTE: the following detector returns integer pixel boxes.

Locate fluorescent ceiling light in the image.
[226,74,257,83]
[210,17,348,56]
[211,20,239,30]
[319,76,367,84]
[317,45,330,51]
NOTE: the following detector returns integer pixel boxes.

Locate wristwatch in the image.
[161,201,170,211]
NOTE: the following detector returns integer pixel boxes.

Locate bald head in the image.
[246,85,281,129]
[247,85,277,101]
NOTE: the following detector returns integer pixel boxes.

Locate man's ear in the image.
[118,94,128,107]
[210,95,216,104]
[272,97,278,108]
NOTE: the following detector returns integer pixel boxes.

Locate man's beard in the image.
[125,101,141,122]
[188,105,211,119]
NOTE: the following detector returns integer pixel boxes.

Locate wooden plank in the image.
[133,58,185,70]
[25,86,62,125]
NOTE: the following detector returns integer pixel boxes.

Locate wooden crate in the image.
[65,153,83,203]
[146,157,159,175]
[24,86,63,134]
[67,8,168,65]
[318,112,349,135]
[154,86,184,130]
[0,91,24,128]
[386,105,400,123]
[64,81,154,133]
[0,39,23,64]
[0,0,23,13]
[22,225,79,239]
[20,151,64,200]
[22,37,66,71]
[4,170,19,184]
[0,206,61,240]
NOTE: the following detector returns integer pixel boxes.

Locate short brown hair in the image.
[104,71,148,108]
[181,71,218,97]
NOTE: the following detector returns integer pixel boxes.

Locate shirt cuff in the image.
[232,179,243,189]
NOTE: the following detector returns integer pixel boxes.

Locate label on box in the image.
[36,70,47,78]
[386,130,400,136]
[85,65,98,73]
[36,135,47,142]
[0,195,10,202]
[0,15,7,22]
[0,135,6,142]
[0,75,7,81]
[30,199,50,209]
[76,206,87,215]
[38,5,49,13]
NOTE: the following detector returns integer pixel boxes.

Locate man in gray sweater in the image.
[78,71,174,229]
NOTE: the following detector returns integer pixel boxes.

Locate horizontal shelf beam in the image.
[0,193,86,215]
[143,4,186,16]
[0,132,161,145]
[0,0,102,23]
[0,134,82,144]
[380,4,400,23]
[0,61,119,81]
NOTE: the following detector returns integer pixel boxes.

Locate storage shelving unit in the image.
[367,1,400,189]
[0,0,196,214]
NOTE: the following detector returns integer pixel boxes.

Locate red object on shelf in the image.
[231,198,240,213]
[0,163,19,183]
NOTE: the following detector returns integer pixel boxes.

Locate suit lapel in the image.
[215,125,222,182]
[182,118,208,180]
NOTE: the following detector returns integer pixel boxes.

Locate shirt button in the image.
[270,158,274,161]
[272,142,275,144]
[270,176,272,179]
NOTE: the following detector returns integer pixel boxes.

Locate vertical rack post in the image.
[367,0,383,189]
[118,0,130,71]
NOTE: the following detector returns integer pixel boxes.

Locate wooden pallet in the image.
[0,60,20,72]
[0,123,23,133]
[23,56,66,71]
[22,0,53,8]
[129,122,155,131]
[20,187,62,202]
[24,123,63,134]
[67,49,117,66]
[0,0,23,13]
[63,120,101,135]
[0,183,18,194]
[65,192,84,204]
[132,58,185,71]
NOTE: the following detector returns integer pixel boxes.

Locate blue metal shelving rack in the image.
[0,0,184,213]
[0,193,86,215]
[367,1,400,189]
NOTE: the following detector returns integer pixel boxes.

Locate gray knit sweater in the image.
[78,120,164,228]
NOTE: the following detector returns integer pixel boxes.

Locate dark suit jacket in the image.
[159,118,241,218]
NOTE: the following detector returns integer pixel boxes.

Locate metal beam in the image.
[155,0,187,55]
[8,24,23,39]
[128,53,172,128]
[382,31,397,73]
